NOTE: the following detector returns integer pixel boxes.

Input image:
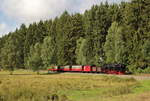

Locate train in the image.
[48,64,126,75]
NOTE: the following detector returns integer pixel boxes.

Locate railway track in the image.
[116,74,150,80]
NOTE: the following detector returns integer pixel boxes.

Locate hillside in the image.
[0,0,150,73]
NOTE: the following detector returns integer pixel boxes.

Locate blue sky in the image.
[0,0,128,37]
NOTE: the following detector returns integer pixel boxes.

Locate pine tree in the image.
[56,11,71,65]
[123,0,150,71]
[114,25,128,64]
[141,40,150,68]
[76,38,86,65]
[83,6,98,65]
[27,43,43,74]
[24,23,37,68]
[64,13,84,65]
[104,22,129,64]
[104,22,117,63]
[41,36,55,67]
[36,20,48,42]
[0,33,21,74]
[18,24,27,68]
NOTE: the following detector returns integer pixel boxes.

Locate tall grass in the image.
[0,72,138,101]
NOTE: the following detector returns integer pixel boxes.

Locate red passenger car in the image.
[48,64,126,75]
[71,65,83,72]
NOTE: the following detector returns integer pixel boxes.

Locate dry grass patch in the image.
[0,72,138,101]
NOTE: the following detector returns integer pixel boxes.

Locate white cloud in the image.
[0,23,8,36]
[0,22,17,37]
[0,0,108,24]
[1,0,67,23]
[0,0,128,36]
[0,23,6,31]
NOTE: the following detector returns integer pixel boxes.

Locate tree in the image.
[17,24,27,68]
[142,40,150,67]
[56,11,71,65]
[0,33,22,74]
[27,43,43,74]
[76,38,86,65]
[114,25,128,64]
[63,13,84,65]
[104,23,116,63]
[36,20,48,42]
[41,36,56,67]
[83,4,112,65]
[24,23,37,68]
[83,6,99,65]
[104,22,129,64]
[0,37,3,69]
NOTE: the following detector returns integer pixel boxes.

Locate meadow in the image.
[0,70,150,101]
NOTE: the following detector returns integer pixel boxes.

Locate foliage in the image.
[41,36,56,67]
[27,43,43,74]
[104,22,129,64]
[0,0,149,73]
[76,37,86,65]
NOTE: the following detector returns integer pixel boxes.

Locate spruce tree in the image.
[27,43,43,74]
[56,11,71,65]
[104,22,117,63]
[104,22,129,64]
[76,38,86,65]
[41,36,55,67]
[0,33,21,74]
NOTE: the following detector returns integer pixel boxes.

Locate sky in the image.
[0,0,128,37]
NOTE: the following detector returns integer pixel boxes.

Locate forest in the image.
[0,0,149,73]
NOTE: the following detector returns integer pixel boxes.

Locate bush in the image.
[128,64,150,74]
[127,64,137,73]
[143,67,150,73]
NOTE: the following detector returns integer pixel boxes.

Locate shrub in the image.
[143,67,150,73]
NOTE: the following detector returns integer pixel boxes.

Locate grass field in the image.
[0,70,150,101]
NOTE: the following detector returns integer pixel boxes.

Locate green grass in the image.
[0,70,150,101]
[134,80,150,93]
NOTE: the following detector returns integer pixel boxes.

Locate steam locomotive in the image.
[48,64,126,75]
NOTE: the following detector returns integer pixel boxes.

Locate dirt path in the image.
[115,74,150,80]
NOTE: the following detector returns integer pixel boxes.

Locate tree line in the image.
[0,0,150,74]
